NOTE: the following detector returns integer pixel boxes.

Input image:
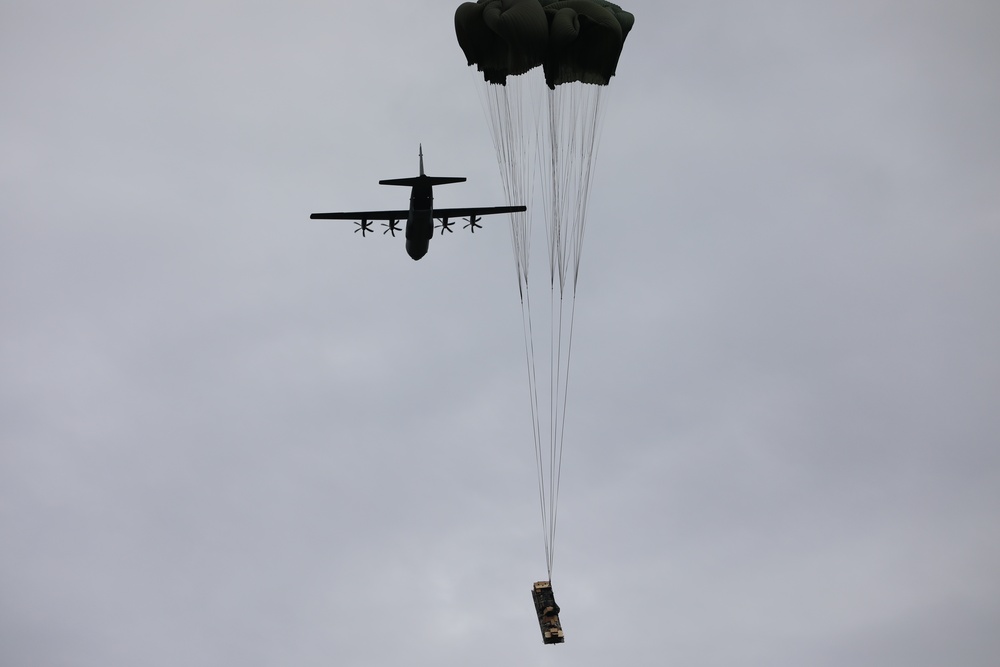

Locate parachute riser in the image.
[468,40,614,583]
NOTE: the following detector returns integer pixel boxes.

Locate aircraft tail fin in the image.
[379,145,466,187]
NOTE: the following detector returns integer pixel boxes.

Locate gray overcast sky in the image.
[2,1,999,666]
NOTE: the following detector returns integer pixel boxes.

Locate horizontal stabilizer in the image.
[379,175,467,187]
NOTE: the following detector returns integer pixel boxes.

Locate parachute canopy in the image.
[455,0,634,89]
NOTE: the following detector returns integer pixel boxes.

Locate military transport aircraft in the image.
[310,146,526,260]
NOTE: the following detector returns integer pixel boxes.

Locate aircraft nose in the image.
[406,239,428,260]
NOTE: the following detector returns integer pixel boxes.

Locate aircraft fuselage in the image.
[404,183,434,260]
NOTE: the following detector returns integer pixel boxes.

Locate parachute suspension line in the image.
[524,286,550,574]
[474,72,609,581]
[474,71,555,576]
[571,85,606,291]
[547,291,577,576]
[475,78,529,280]
[535,83,608,578]
[550,91,604,533]
[544,84,606,294]
[477,78,532,290]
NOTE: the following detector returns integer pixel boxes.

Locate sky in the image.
[2,1,999,665]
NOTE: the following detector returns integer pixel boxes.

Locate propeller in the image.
[436,217,455,234]
[354,220,374,236]
[382,219,402,236]
[463,215,483,233]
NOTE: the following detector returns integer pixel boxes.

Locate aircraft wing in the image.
[310,210,409,220]
[432,206,526,219]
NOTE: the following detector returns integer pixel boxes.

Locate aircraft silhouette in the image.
[310,146,526,260]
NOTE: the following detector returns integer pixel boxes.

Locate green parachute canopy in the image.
[455,0,633,89]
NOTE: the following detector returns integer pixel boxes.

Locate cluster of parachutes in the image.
[456,0,634,89]
[455,1,633,581]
